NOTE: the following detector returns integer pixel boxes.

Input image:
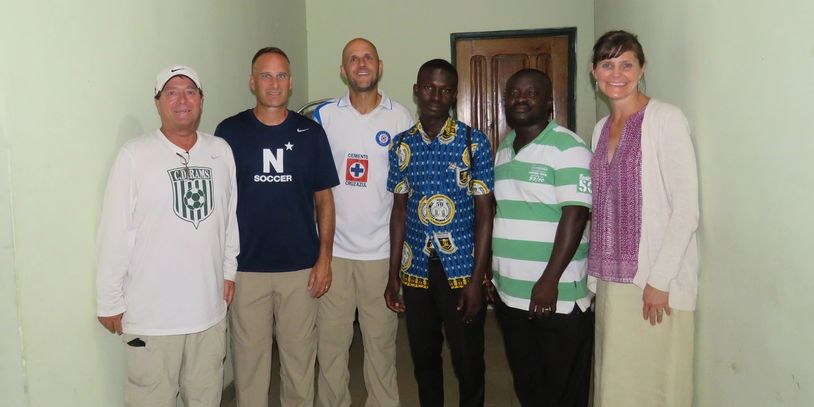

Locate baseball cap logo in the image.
[155,65,202,96]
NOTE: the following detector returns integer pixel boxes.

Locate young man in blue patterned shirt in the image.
[385,59,495,407]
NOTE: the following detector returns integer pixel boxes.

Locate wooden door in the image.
[453,30,575,152]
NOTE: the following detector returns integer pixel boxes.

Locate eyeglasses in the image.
[176,152,191,177]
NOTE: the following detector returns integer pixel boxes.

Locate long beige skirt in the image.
[593,280,694,407]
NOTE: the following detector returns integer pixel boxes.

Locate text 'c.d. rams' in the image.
[255,143,295,183]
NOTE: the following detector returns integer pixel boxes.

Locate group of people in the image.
[96,30,699,407]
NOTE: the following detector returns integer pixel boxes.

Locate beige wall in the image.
[305,0,597,139]
[0,1,307,404]
[594,1,814,405]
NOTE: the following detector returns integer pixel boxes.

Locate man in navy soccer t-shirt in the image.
[215,47,339,407]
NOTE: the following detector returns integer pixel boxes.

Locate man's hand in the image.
[311,188,335,298]
[98,313,124,335]
[525,206,589,319]
[307,255,332,298]
[483,278,497,304]
[529,276,558,319]
[386,193,408,313]
[224,279,235,305]
[457,281,484,322]
[643,284,671,325]
[384,277,405,313]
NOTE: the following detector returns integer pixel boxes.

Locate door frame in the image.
[450,27,577,131]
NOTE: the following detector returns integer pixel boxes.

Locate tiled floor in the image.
[221,308,521,406]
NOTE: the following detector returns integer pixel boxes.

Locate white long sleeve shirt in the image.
[96,130,239,335]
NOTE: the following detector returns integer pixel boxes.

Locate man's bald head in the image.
[340,37,383,93]
[342,38,379,62]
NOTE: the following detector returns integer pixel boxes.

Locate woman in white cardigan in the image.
[588,30,699,407]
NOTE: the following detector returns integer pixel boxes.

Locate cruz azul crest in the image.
[167,166,214,229]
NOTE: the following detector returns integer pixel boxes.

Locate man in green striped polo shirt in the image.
[491,69,594,407]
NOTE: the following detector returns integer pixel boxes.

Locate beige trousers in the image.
[593,280,694,407]
[230,269,318,407]
[317,257,400,407]
[122,318,227,407]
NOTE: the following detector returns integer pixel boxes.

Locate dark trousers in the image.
[402,258,486,407]
[494,295,593,407]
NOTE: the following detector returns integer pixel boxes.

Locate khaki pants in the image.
[122,318,227,407]
[317,257,399,407]
[230,269,318,407]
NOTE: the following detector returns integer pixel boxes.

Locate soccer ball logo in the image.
[184,187,207,210]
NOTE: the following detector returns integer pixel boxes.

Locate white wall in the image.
[305,0,597,139]
[0,1,307,404]
[594,1,814,405]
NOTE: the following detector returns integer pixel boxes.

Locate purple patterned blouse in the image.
[588,105,646,283]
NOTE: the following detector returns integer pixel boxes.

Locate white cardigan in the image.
[589,99,700,311]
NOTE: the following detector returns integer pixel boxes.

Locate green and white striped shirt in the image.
[492,121,593,313]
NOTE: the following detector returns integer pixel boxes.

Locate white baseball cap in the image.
[154,65,202,96]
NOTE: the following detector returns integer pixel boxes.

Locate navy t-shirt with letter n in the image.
[215,109,339,272]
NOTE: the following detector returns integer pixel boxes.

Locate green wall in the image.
[3,1,811,405]
[305,0,597,139]
[0,1,307,405]
[594,1,814,405]
[0,120,25,406]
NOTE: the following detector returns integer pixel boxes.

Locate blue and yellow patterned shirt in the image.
[387,118,494,289]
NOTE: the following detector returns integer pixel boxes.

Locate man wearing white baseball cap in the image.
[96,64,239,406]
[153,65,202,95]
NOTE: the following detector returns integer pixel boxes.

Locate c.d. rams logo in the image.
[168,166,214,229]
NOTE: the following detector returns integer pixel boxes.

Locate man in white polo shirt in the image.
[491,69,594,406]
[313,38,413,407]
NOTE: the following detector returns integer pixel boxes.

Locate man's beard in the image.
[349,76,379,93]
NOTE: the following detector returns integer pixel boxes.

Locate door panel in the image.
[455,32,573,152]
